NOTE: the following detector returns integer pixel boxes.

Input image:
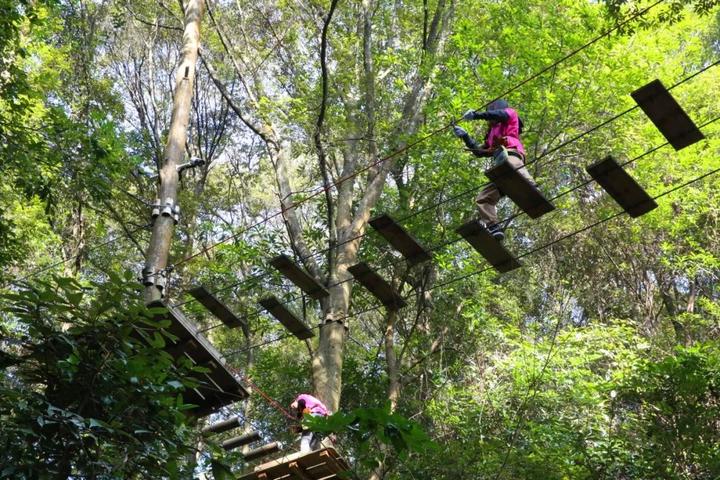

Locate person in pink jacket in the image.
[453,99,536,241]
[291,394,330,452]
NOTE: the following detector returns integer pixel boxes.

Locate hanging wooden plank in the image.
[485,160,555,219]
[259,296,315,340]
[631,79,704,151]
[586,156,658,218]
[239,447,353,480]
[147,301,249,417]
[222,431,262,451]
[202,416,241,435]
[347,262,407,310]
[369,213,432,265]
[244,442,281,462]
[188,285,245,328]
[455,220,521,273]
[270,254,329,300]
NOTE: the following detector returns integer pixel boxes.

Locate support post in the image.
[143,0,205,304]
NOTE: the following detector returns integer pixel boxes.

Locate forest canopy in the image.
[1,0,720,478]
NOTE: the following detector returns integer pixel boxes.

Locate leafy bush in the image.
[0,272,199,478]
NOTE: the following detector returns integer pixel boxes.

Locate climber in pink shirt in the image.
[291,394,329,452]
[453,99,536,241]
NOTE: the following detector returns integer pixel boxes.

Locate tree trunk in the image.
[143,0,205,304]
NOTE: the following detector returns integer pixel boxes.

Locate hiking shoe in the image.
[487,223,505,241]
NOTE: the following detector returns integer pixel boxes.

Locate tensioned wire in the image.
[2,0,670,295]
[175,61,720,334]
[216,158,720,360]
[150,0,668,278]
[170,56,719,315]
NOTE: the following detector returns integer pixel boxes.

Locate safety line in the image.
[217,160,720,360]
[155,0,668,278]
[173,56,719,314]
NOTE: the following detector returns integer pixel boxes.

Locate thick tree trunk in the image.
[143,0,205,304]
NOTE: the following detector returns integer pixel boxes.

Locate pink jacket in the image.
[294,394,330,416]
[486,108,525,156]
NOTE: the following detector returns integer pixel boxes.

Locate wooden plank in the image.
[188,285,245,328]
[239,448,353,480]
[347,262,407,310]
[259,296,315,340]
[222,431,262,451]
[288,462,314,480]
[147,301,249,417]
[587,156,657,218]
[485,159,555,219]
[369,214,432,265]
[270,254,329,300]
[631,79,704,151]
[202,416,241,435]
[244,442,281,462]
[455,220,521,273]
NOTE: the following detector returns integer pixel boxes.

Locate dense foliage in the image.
[0,273,198,478]
[1,0,719,478]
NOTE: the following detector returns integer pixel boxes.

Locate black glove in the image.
[461,109,477,121]
[453,125,468,138]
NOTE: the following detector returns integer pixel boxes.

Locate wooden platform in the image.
[455,220,521,273]
[369,213,432,265]
[259,296,315,340]
[485,159,555,219]
[347,262,407,310]
[631,79,704,151]
[147,301,249,418]
[587,156,657,218]
[239,447,353,480]
[188,285,245,329]
[270,254,329,300]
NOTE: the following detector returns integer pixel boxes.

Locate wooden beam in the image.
[238,447,353,480]
[259,296,315,340]
[288,462,314,480]
[485,160,555,219]
[270,254,329,300]
[147,301,249,417]
[188,286,245,328]
[222,431,262,451]
[202,416,241,435]
[587,156,657,218]
[347,262,407,310]
[369,213,432,265]
[631,79,704,151]
[244,442,280,462]
[455,220,521,273]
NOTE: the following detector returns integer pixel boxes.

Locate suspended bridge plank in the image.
[485,161,555,219]
[188,285,245,329]
[631,79,704,151]
[348,262,407,310]
[587,156,658,218]
[239,447,353,480]
[455,220,521,273]
[369,213,432,265]
[244,442,281,462]
[270,254,329,300]
[202,416,241,435]
[222,431,262,451]
[259,296,315,340]
[147,301,249,417]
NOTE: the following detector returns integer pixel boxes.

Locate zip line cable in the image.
[4,0,667,290]
[171,59,719,319]
[152,0,667,279]
[217,161,720,361]
[189,110,720,336]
